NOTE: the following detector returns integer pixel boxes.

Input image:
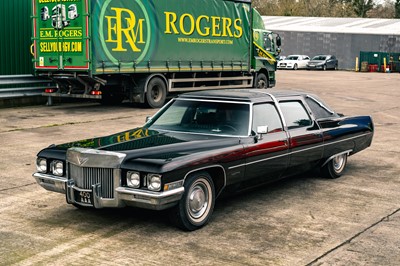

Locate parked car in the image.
[33,89,374,231]
[307,55,338,70]
[277,55,310,70]
[276,55,286,61]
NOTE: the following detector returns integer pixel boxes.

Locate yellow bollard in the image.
[355,57,359,72]
[383,57,387,72]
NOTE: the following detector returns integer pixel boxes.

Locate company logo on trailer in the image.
[100,0,151,65]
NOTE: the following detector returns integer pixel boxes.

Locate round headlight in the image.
[148,174,161,191]
[51,160,64,176]
[127,171,140,188]
[36,158,47,173]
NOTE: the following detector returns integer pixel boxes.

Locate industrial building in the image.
[263,16,400,71]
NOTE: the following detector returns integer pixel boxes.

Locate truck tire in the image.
[146,77,167,108]
[255,73,268,89]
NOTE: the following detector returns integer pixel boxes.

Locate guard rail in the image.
[0,75,55,99]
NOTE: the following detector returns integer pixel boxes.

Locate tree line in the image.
[253,0,400,18]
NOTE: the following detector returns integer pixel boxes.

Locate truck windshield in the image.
[148,99,250,136]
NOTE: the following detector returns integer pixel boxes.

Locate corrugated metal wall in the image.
[275,31,400,70]
[0,0,32,75]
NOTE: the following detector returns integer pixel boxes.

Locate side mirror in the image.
[145,116,152,122]
[256,125,268,140]
[276,35,281,47]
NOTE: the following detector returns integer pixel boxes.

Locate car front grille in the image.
[68,163,114,199]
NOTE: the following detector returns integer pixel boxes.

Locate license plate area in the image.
[73,187,94,206]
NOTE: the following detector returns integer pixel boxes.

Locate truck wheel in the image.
[321,153,348,179]
[146,77,166,108]
[255,73,268,89]
[169,172,215,231]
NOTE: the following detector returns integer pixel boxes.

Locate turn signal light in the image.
[45,88,55,93]
[90,90,102,95]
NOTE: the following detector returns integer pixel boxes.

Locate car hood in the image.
[38,127,242,162]
[279,59,297,63]
[308,60,326,64]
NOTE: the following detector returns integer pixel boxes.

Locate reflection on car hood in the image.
[44,127,240,161]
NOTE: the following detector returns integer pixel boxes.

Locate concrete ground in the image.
[0,70,399,265]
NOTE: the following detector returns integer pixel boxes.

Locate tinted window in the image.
[305,97,338,119]
[252,103,283,133]
[149,100,250,136]
[280,101,312,129]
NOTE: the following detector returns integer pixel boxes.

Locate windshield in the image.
[147,99,250,136]
[312,55,326,60]
[286,56,299,60]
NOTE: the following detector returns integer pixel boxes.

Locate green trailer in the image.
[32,0,281,107]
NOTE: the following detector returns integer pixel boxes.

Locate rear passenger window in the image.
[305,97,338,119]
[280,101,312,129]
[252,103,283,133]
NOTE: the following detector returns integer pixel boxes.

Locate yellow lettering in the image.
[211,16,221,37]
[179,13,195,35]
[164,12,179,34]
[234,19,243,38]
[222,17,233,37]
[105,7,144,52]
[196,15,210,36]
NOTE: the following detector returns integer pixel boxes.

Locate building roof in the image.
[262,16,400,35]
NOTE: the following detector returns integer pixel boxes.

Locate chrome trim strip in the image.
[67,148,126,168]
[182,165,227,197]
[33,172,67,194]
[262,92,288,128]
[228,132,372,170]
[116,186,184,199]
[321,150,352,167]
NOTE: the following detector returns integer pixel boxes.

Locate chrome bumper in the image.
[33,172,184,210]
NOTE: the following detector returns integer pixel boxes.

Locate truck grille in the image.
[68,163,114,199]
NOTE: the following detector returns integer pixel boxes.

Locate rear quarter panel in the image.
[317,115,373,159]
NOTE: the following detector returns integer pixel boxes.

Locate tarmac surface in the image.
[0,70,399,265]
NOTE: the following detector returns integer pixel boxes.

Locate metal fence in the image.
[0,75,55,99]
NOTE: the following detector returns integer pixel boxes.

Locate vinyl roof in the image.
[179,89,309,103]
[262,16,400,35]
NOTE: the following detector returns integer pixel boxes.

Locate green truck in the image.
[32,0,281,107]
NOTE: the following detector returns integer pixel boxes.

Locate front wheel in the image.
[293,64,298,70]
[255,73,268,89]
[146,77,167,108]
[169,172,215,231]
[321,153,348,178]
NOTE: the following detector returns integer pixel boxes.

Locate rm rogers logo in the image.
[105,7,145,52]
[99,0,151,65]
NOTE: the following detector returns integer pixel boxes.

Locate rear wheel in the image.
[321,153,348,178]
[169,172,215,231]
[255,73,268,89]
[146,77,166,108]
[323,64,327,71]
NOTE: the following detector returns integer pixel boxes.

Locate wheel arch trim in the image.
[321,149,352,167]
[182,165,226,198]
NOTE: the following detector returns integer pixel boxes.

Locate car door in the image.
[241,103,289,187]
[301,56,310,68]
[279,100,324,175]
